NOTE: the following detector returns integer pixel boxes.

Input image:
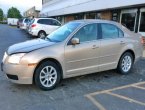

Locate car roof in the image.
[69,19,123,28]
[34,18,57,20]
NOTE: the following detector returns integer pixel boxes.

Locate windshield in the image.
[45,22,81,42]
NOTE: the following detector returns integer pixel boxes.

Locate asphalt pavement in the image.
[0,24,145,110]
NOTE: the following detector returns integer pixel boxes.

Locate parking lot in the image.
[1,24,145,110]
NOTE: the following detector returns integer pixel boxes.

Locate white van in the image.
[7,18,18,26]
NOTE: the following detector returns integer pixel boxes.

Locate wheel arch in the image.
[118,49,135,65]
[33,58,63,84]
[38,30,46,36]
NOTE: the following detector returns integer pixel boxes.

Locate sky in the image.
[0,0,42,15]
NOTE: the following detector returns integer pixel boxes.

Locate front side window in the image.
[101,23,120,39]
[73,24,98,42]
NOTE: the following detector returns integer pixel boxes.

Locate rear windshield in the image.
[19,18,23,22]
[24,19,30,23]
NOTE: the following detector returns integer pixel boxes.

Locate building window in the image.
[96,13,101,19]
[65,16,74,23]
[112,10,120,22]
[100,11,112,20]
[74,14,84,20]
[86,13,96,19]
[121,13,136,31]
[55,16,62,23]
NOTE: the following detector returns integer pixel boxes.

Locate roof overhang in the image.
[40,0,145,17]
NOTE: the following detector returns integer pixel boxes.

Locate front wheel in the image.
[34,61,61,90]
[117,52,134,75]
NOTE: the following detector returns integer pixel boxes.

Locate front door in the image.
[65,23,100,76]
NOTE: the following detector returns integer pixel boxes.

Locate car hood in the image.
[7,39,55,55]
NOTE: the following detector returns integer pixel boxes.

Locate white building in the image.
[41,0,145,36]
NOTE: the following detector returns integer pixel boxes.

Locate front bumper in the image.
[1,62,35,84]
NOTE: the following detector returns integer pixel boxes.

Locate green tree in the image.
[0,8,4,21]
[7,7,22,18]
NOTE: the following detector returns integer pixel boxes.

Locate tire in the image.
[38,31,46,38]
[34,61,61,90]
[117,52,134,75]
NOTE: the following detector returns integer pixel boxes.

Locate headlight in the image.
[8,53,26,64]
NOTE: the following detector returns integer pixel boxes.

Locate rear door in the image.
[99,23,125,71]
[37,19,48,32]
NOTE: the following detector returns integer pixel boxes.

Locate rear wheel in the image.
[117,52,134,75]
[38,31,46,38]
[34,61,61,90]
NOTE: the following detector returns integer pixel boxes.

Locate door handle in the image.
[92,45,99,49]
[120,41,126,45]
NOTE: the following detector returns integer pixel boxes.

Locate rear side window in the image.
[37,19,52,25]
[101,23,124,39]
[37,19,46,24]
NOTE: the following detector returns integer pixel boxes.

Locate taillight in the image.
[31,24,36,28]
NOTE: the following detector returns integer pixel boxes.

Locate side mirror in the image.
[71,38,80,45]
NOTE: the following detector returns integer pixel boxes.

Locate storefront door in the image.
[138,8,145,36]
[120,9,137,32]
[65,16,74,23]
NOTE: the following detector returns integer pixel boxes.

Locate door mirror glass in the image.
[71,38,80,45]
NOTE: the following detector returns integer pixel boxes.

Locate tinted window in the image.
[38,19,43,24]
[101,24,119,39]
[73,24,97,42]
[37,19,48,25]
